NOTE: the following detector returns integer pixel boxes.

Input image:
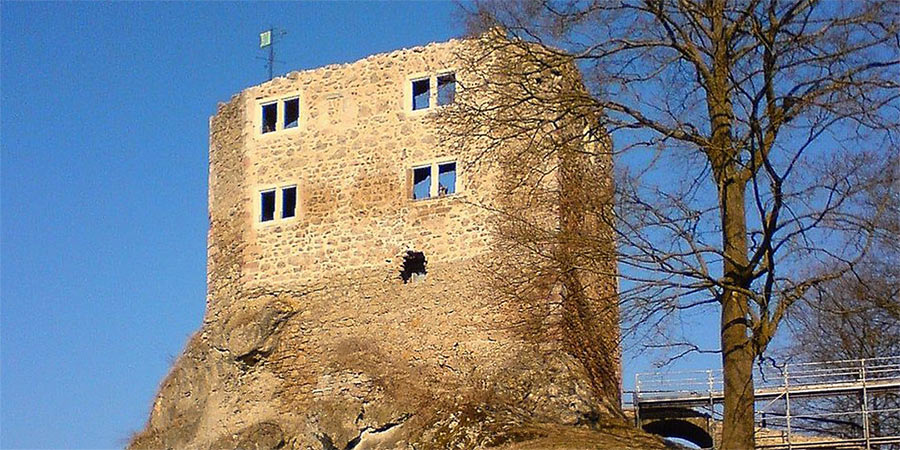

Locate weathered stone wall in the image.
[206,92,251,317]
[235,40,495,291]
[130,38,638,450]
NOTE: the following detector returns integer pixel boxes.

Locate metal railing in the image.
[631,356,900,449]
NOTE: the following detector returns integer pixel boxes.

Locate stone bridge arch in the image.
[642,418,713,448]
[636,407,715,449]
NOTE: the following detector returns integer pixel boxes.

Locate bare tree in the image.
[783,154,899,444]
[785,265,900,447]
[442,1,900,447]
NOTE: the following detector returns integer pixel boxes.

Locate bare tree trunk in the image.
[707,0,756,440]
[719,176,755,449]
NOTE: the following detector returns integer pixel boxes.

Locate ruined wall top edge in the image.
[214,38,470,116]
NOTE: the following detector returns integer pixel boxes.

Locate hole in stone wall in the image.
[236,349,270,370]
[400,251,427,283]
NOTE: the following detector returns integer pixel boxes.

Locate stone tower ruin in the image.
[131,37,624,449]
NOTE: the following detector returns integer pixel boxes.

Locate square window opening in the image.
[412,166,432,200]
[438,162,456,196]
[261,103,277,133]
[284,98,299,129]
[282,186,297,218]
[437,73,456,106]
[260,190,276,222]
[412,78,430,111]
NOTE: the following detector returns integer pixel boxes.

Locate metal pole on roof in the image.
[259,27,286,81]
[268,30,274,81]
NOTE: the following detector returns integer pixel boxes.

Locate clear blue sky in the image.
[1,2,719,448]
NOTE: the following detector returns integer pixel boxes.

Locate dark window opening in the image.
[412,166,431,200]
[437,73,456,106]
[284,98,299,129]
[400,251,427,283]
[282,186,297,218]
[260,190,276,222]
[438,162,456,195]
[412,78,430,110]
[262,103,277,133]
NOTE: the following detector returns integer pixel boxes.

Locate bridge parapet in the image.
[627,356,900,449]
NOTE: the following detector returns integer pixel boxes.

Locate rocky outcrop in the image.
[130,39,662,450]
[131,289,663,449]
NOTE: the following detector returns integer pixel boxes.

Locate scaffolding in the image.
[631,356,900,449]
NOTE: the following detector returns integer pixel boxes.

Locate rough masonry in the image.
[130,37,659,450]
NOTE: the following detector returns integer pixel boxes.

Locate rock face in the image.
[130,38,660,449]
